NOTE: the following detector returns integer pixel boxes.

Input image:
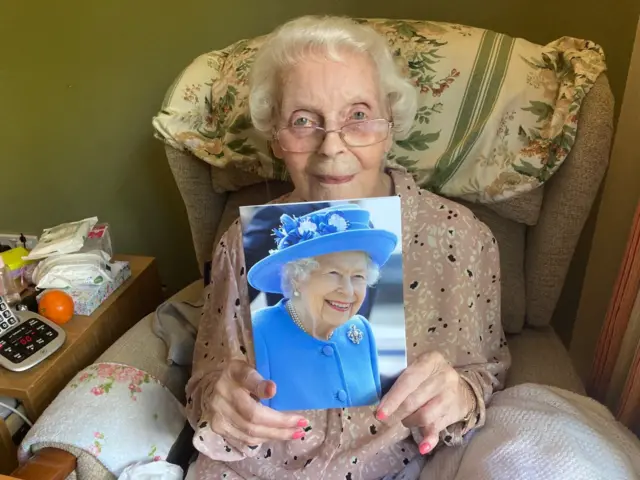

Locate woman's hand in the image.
[375,351,475,455]
[208,360,308,446]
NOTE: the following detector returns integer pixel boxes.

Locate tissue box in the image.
[38,261,131,316]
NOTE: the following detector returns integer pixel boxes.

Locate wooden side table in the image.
[0,255,163,474]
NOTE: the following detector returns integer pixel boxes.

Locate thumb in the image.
[255,379,276,400]
[418,426,439,455]
[229,360,277,400]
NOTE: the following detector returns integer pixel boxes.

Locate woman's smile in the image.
[315,174,356,185]
[325,299,353,312]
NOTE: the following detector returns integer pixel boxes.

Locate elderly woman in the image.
[247,203,398,412]
[185,14,510,480]
[243,202,381,318]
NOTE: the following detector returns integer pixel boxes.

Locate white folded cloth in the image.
[118,460,183,480]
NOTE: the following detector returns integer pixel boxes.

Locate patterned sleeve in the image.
[185,222,263,461]
[441,219,512,447]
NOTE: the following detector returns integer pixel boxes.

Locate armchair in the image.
[11,20,621,480]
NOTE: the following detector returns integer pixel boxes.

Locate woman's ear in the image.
[271,139,284,159]
[288,279,299,297]
[384,133,394,155]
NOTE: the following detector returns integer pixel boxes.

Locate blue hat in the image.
[247,203,398,294]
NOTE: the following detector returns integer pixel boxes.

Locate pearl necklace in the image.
[286,300,334,340]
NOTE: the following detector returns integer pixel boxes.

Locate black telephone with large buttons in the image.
[0,296,66,372]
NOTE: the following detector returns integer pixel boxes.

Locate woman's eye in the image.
[292,117,313,127]
[351,111,367,121]
[354,274,366,280]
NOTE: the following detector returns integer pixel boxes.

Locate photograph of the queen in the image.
[241,198,406,412]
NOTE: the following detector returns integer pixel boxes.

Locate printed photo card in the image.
[239,196,407,412]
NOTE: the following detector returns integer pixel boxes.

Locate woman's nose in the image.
[318,130,347,157]
[339,277,355,296]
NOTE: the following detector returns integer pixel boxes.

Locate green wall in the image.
[1,1,638,295]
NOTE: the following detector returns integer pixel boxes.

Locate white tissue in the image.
[117,461,183,480]
[24,217,98,260]
[33,251,114,289]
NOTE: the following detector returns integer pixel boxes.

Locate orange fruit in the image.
[38,290,74,325]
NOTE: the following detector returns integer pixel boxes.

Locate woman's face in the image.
[272,51,392,202]
[296,251,370,330]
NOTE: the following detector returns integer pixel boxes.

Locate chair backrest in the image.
[166,72,613,335]
[157,19,614,334]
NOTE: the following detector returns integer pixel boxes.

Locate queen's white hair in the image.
[281,255,381,298]
[249,15,418,139]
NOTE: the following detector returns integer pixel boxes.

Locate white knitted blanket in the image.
[420,383,640,480]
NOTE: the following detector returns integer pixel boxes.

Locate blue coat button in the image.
[337,389,348,402]
[322,345,334,356]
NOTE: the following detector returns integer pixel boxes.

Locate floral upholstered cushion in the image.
[152,18,606,205]
[18,363,186,477]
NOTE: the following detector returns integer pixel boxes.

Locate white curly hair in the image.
[249,15,418,139]
[281,255,381,298]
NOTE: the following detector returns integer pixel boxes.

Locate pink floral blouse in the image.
[185,169,511,479]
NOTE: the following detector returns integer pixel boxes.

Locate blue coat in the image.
[252,299,381,411]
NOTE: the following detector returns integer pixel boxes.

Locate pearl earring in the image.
[293,290,300,297]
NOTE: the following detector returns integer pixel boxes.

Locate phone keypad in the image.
[0,298,18,335]
[0,297,67,371]
[1,296,56,364]
[0,318,59,364]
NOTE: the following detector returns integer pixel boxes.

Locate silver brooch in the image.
[347,324,364,344]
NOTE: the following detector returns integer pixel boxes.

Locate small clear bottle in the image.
[0,257,21,305]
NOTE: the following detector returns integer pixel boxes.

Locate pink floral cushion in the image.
[19,362,185,477]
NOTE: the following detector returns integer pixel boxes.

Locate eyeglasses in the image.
[274,119,393,153]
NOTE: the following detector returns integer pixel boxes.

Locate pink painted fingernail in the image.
[292,430,304,440]
[376,410,387,421]
[297,418,308,428]
[419,442,432,455]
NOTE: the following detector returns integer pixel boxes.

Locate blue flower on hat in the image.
[270,211,349,253]
[248,203,399,294]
